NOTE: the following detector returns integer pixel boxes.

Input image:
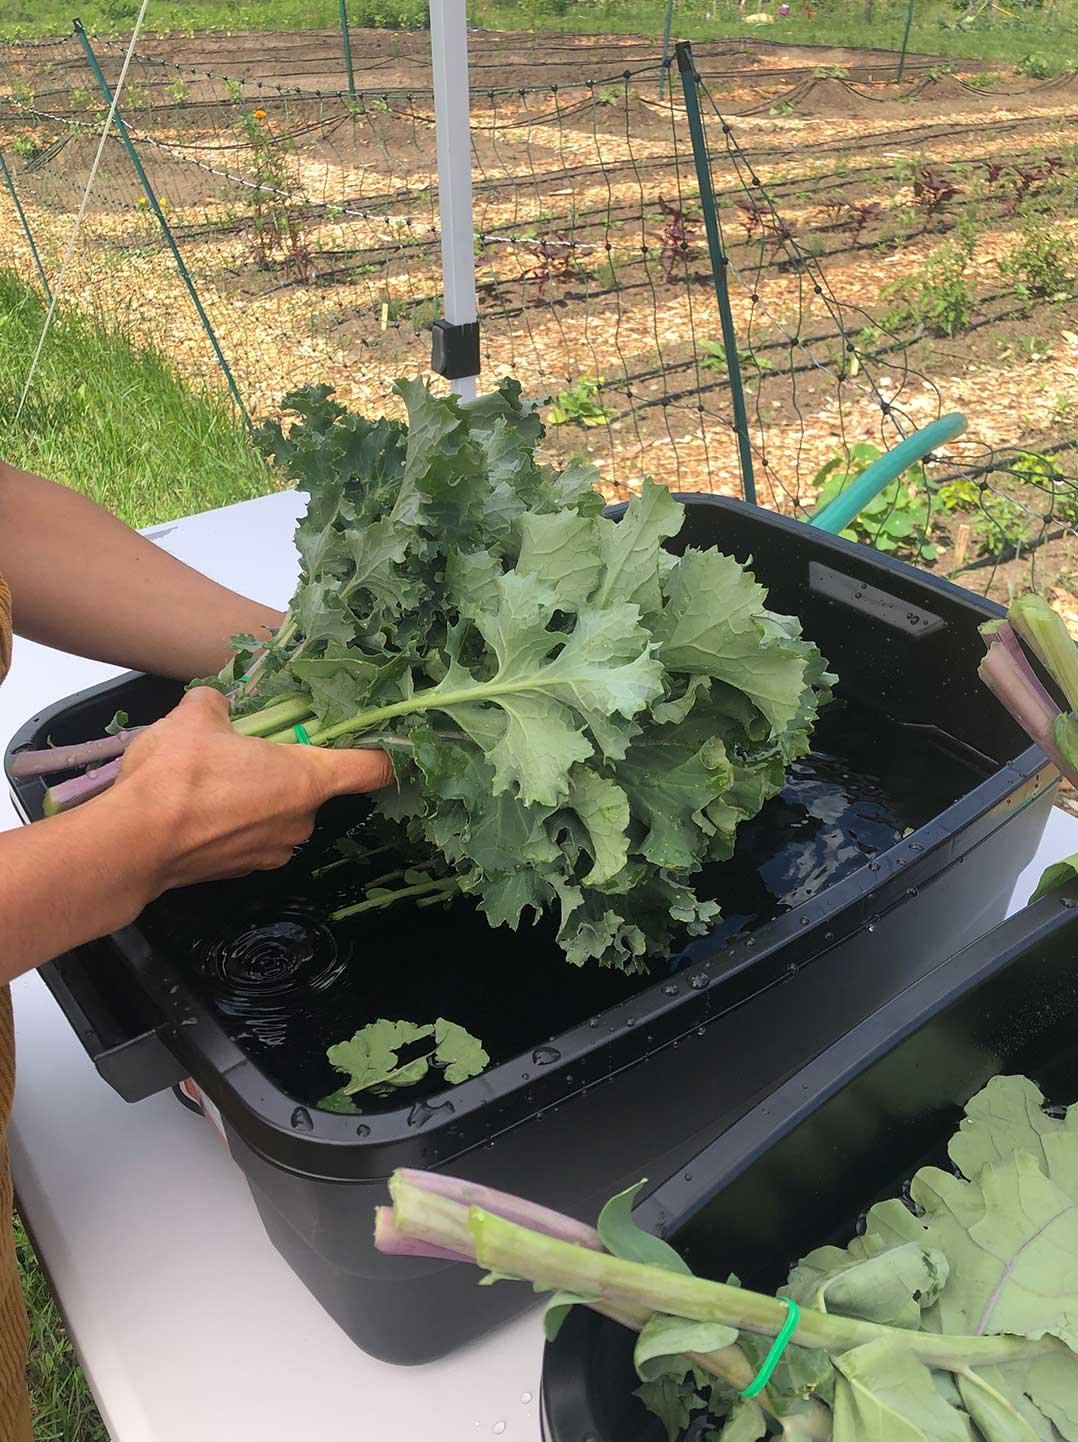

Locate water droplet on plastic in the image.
[290,1106,313,1132]
[786,961,798,976]
[909,841,924,852]
[356,1123,370,1137]
[520,1392,533,1405]
[868,861,880,872]
[587,1017,600,1028]
[1062,896,1077,910]
[408,1099,454,1127]
[696,1026,706,1037]
[746,937,756,948]
[824,931,834,942]
[684,1172,693,1182]
[521,1072,530,1081]
[906,887,918,899]
[689,972,708,990]
[532,1046,560,1066]
[493,1423,506,1436]
[662,983,678,996]
[626,1016,636,1027]
[799,915,810,926]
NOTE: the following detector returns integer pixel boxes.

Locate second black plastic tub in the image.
[4,497,1056,1363]
[540,882,1078,1442]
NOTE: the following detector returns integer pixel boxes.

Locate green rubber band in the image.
[740,1299,800,1398]
[293,724,311,745]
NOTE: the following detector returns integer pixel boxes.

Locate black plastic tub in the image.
[4,496,1056,1364]
[540,882,1078,1442]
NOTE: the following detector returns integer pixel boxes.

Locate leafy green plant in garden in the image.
[815,444,937,561]
[240,106,313,279]
[1020,51,1057,77]
[548,375,613,427]
[936,462,1055,559]
[1001,220,1075,301]
[698,341,772,376]
[882,234,974,338]
[11,134,41,162]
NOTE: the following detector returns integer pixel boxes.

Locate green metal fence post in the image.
[659,0,675,101]
[339,0,357,101]
[0,150,52,300]
[73,18,251,429]
[675,41,756,505]
[897,0,916,81]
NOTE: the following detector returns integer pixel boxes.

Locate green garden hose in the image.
[809,413,968,534]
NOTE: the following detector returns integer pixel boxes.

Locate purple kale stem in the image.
[43,757,123,816]
[10,729,142,780]
[374,1207,472,1264]
[393,1169,603,1252]
[979,641,1074,784]
[984,620,1061,716]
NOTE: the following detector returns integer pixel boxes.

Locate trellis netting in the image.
[0,23,1075,606]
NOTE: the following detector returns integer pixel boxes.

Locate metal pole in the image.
[659,0,675,101]
[897,0,915,80]
[0,151,52,300]
[339,0,357,101]
[73,20,251,429]
[430,0,479,400]
[676,42,755,505]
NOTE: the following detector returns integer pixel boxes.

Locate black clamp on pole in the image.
[431,319,481,383]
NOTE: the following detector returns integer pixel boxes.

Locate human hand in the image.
[111,687,392,896]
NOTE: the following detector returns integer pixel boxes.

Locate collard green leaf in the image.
[657,548,809,728]
[950,1075,1078,1194]
[515,509,602,610]
[633,1313,739,1382]
[866,1152,1078,1348]
[565,768,631,886]
[957,1368,1053,1442]
[325,1018,434,1097]
[1030,854,1078,905]
[542,1291,598,1342]
[322,1016,488,1101]
[597,1181,692,1273]
[784,1241,949,1329]
[719,1399,767,1441]
[433,1017,490,1084]
[593,476,684,616]
[832,1341,973,1442]
[635,1373,707,1442]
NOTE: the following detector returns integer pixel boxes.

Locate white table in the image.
[3,490,1077,1442]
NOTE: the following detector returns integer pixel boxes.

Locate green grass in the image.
[16,1216,107,1442]
[1,0,1075,71]
[0,270,269,529]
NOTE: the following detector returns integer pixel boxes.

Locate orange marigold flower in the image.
[253,108,267,120]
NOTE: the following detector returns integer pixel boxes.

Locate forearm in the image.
[0,791,159,981]
[0,460,283,680]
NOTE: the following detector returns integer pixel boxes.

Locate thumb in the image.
[174,686,234,731]
[312,743,395,799]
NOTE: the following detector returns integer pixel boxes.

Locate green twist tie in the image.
[740,1299,800,1398]
[293,724,311,746]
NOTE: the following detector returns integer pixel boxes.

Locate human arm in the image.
[0,459,283,680]
[0,690,392,983]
